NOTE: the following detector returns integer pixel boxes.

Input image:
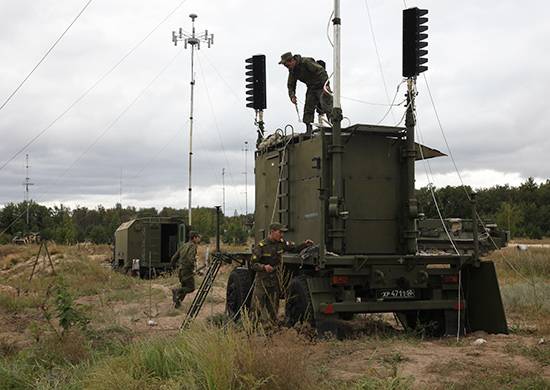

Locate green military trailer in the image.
[226,122,508,337]
[113,217,187,278]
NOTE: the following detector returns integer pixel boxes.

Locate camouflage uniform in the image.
[170,241,197,306]
[250,238,308,323]
[286,54,333,124]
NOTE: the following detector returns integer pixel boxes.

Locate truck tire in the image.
[225,267,253,320]
[285,276,315,326]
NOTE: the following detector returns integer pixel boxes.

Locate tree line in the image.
[416,178,549,239]
[0,203,250,245]
[1,178,548,244]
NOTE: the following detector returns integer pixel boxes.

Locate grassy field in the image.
[0,242,548,389]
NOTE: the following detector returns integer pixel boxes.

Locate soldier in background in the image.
[170,231,201,308]
[251,223,313,324]
[279,51,333,134]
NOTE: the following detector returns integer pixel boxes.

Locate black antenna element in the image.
[403,7,429,78]
[245,55,267,110]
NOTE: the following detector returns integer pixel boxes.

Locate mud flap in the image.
[462,261,508,334]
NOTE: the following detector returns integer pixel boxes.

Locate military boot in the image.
[305,123,313,135]
[172,288,181,308]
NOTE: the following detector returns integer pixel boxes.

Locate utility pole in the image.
[222,168,226,215]
[172,14,214,226]
[22,154,34,226]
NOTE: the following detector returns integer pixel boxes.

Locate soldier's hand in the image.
[290,96,297,105]
[264,264,274,273]
[304,239,314,246]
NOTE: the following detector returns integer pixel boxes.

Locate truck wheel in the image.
[396,310,445,337]
[226,268,253,320]
[285,276,314,326]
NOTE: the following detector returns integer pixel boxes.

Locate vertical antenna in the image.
[119,168,123,206]
[172,14,214,226]
[222,168,226,215]
[243,141,249,217]
[22,154,34,226]
[329,0,345,253]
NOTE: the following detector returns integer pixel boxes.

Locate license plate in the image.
[377,289,416,299]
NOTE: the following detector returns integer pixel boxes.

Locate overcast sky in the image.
[0,0,548,215]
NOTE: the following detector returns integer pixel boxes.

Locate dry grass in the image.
[81,324,319,390]
[426,358,548,390]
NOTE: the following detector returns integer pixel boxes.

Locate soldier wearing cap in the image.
[250,223,314,324]
[170,231,201,308]
[279,51,333,134]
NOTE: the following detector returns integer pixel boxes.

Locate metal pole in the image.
[222,168,225,215]
[471,192,480,263]
[333,0,341,110]
[404,78,418,254]
[171,14,214,227]
[215,205,221,253]
[187,18,196,227]
[244,141,248,217]
[329,0,344,254]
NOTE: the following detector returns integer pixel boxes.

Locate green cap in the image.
[269,223,287,231]
[278,52,293,65]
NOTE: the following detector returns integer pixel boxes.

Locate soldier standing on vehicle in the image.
[279,51,333,134]
[251,223,313,325]
[170,231,201,308]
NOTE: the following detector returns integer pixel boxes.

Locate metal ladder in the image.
[181,255,222,329]
[277,149,290,226]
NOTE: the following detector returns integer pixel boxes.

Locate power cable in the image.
[1,47,186,235]
[38,47,184,197]
[0,0,189,173]
[0,0,94,113]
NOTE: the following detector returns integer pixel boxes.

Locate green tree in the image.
[495,202,523,238]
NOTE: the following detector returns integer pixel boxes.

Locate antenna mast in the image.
[222,167,226,215]
[329,0,345,253]
[22,154,34,226]
[172,14,214,226]
[243,141,249,217]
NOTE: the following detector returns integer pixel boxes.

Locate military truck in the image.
[222,5,508,337]
[226,121,508,336]
[113,217,187,278]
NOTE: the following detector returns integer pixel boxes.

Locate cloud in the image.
[1,0,548,214]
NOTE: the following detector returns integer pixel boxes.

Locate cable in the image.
[326,11,335,48]
[0,0,94,113]
[0,0,189,173]
[342,95,404,107]
[128,121,188,180]
[364,0,396,122]
[421,73,468,193]
[376,79,406,125]
[199,52,240,102]
[0,48,185,235]
[195,52,236,186]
